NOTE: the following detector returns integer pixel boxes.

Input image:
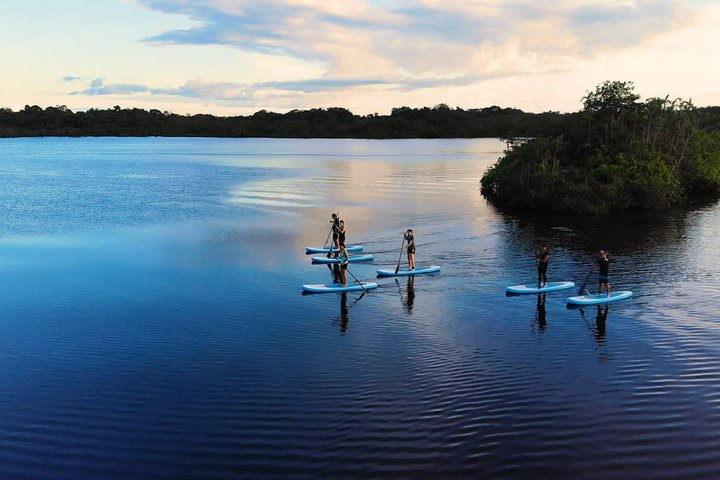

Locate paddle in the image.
[322,226,333,249]
[578,263,595,295]
[326,211,340,257]
[394,235,406,275]
[345,266,366,291]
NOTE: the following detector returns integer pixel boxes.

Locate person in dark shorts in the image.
[337,242,349,286]
[537,244,550,288]
[404,229,415,270]
[338,220,346,246]
[596,250,611,296]
[330,213,341,251]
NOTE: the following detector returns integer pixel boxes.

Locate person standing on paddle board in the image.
[537,244,550,288]
[338,220,346,246]
[338,242,349,286]
[404,229,416,270]
[596,250,611,296]
[330,213,341,251]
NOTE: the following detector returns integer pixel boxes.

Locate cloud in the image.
[71,78,150,96]
[67,1,706,113]
[63,76,83,82]
[135,0,696,72]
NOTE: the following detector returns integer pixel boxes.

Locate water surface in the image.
[0,137,719,479]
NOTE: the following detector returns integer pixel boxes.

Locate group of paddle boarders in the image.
[329,213,350,286]
[307,213,627,303]
[326,213,418,287]
[538,245,612,296]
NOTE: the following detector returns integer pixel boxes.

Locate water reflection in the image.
[396,277,416,314]
[575,305,612,363]
[535,294,547,333]
[332,291,367,334]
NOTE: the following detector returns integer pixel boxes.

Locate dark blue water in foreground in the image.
[1,137,719,479]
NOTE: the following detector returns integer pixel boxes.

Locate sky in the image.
[1,0,719,116]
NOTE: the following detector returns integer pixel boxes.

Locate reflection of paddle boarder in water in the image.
[537,244,550,288]
[536,293,547,332]
[595,304,608,343]
[339,292,349,333]
[406,275,415,312]
[328,263,341,284]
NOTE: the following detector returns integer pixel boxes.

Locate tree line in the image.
[480,81,720,213]
[1,104,567,138]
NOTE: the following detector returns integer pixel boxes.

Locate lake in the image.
[0,137,719,479]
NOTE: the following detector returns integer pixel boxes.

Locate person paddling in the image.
[537,244,550,288]
[596,249,611,297]
[330,213,341,251]
[337,242,350,286]
[404,229,415,270]
[338,220,346,247]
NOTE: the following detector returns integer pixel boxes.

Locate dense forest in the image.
[480,81,720,213]
[0,104,571,138]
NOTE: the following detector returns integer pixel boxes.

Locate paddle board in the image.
[566,291,633,305]
[311,254,374,264]
[377,265,441,277]
[305,245,363,254]
[506,281,575,294]
[302,282,378,293]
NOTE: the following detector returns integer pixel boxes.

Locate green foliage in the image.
[0,104,566,139]
[481,81,720,213]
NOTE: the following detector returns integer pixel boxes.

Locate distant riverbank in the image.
[3,102,719,139]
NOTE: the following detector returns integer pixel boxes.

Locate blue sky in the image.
[1,0,718,115]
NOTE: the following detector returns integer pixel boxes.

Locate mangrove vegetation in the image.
[480,81,720,213]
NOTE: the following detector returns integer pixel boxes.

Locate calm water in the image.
[0,137,719,479]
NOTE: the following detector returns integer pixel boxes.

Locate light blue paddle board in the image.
[377,265,441,277]
[302,282,378,293]
[305,245,363,254]
[506,281,575,294]
[311,255,374,264]
[566,291,633,305]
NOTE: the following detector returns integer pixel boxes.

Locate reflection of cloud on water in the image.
[222,139,505,259]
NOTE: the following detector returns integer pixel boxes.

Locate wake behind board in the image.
[305,245,364,254]
[566,291,633,305]
[302,282,378,293]
[377,265,441,277]
[311,255,374,264]
[506,281,575,294]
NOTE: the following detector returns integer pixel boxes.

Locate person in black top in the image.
[597,250,611,296]
[338,220,346,246]
[404,229,415,270]
[330,213,341,251]
[537,244,550,288]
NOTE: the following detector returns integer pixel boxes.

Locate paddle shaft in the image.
[395,235,406,274]
[578,263,596,295]
[345,266,366,291]
[323,212,340,249]
[322,226,333,249]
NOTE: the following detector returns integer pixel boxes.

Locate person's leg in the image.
[409,252,415,269]
[340,267,347,286]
